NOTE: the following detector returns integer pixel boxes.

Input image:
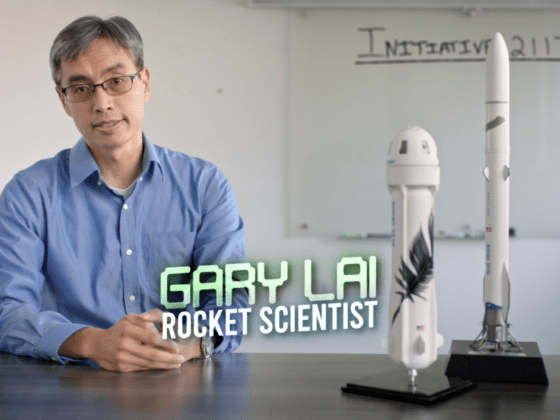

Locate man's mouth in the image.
[93,119,122,128]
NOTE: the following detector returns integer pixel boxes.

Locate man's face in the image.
[56,37,151,154]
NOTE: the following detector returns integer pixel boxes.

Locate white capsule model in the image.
[471,32,521,352]
[383,126,444,385]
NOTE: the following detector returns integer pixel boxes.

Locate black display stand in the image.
[342,367,476,405]
[445,340,549,384]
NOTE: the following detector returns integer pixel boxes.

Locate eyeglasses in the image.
[60,73,140,103]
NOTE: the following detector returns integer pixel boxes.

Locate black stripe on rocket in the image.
[484,116,510,181]
[486,116,505,131]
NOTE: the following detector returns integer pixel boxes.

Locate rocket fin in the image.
[503,165,510,180]
[502,265,510,322]
[483,167,490,181]
[414,336,426,355]
[381,337,387,350]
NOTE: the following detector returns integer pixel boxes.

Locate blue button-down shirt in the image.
[0,133,248,363]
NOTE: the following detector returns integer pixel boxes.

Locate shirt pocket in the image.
[144,231,197,293]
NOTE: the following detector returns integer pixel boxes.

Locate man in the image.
[0,16,248,372]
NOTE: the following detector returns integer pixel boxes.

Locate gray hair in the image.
[50,15,144,86]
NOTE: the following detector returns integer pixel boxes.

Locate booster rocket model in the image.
[383,126,444,385]
[471,32,522,353]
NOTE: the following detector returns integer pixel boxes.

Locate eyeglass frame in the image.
[59,71,141,103]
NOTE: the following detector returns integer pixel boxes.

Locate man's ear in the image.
[55,86,72,117]
[139,67,151,104]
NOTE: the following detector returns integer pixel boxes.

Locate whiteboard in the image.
[287,8,560,238]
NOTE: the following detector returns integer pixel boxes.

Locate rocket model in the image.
[383,126,444,385]
[471,33,522,353]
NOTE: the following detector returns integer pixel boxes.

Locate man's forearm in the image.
[59,327,100,360]
[58,310,193,372]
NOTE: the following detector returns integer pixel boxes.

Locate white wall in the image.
[1,0,558,354]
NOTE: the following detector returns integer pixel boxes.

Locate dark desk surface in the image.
[1,352,558,419]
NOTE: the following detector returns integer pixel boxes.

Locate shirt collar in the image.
[69,131,163,188]
[141,132,164,182]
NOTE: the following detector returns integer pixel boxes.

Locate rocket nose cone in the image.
[486,32,509,103]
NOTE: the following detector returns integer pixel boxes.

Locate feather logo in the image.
[391,213,434,325]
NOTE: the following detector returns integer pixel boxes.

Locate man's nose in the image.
[91,85,113,111]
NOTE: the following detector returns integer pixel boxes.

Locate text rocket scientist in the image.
[472,32,521,351]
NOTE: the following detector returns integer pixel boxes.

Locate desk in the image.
[0,352,557,419]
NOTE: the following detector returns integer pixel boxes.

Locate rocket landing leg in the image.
[470,307,523,353]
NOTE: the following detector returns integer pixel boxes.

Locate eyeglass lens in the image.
[66,76,133,102]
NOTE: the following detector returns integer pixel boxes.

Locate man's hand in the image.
[152,310,204,361]
[59,309,188,372]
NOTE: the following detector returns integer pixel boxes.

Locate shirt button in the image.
[123,204,128,210]
[97,180,102,186]
[126,249,132,256]
[139,177,143,181]
[129,295,136,302]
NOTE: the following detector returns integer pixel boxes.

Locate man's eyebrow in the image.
[66,74,91,86]
[65,63,128,86]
